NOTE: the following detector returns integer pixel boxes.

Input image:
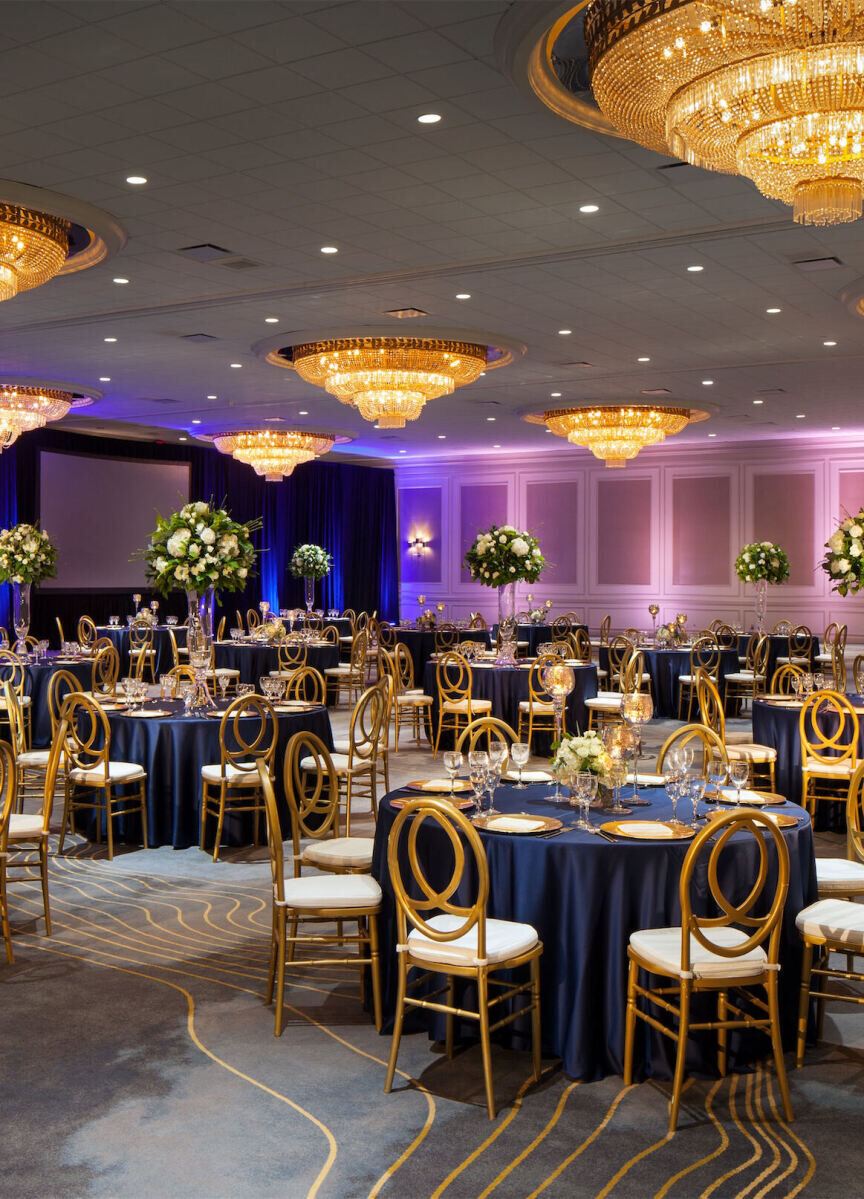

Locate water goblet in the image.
[728,760,750,803]
[665,770,683,825]
[813,671,825,691]
[160,674,172,700]
[135,679,149,709]
[180,683,194,715]
[791,674,802,701]
[687,774,706,828]
[121,677,135,707]
[580,771,599,830]
[468,761,488,820]
[510,742,530,788]
[109,615,119,627]
[803,671,814,696]
[486,744,507,814]
[707,755,728,801]
[442,750,463,799]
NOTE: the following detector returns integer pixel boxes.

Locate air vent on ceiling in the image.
[383,307,427,319]
[182,333,218,343]
[219,258,260,270]
[641,388,671,395]
[563,361,593,368]
[138,397,181,406]
[757,387,786,395]
[793,256,843,271]
[178,243,234,262]
[657,161,690,171]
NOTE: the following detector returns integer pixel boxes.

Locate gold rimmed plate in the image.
[601,820,695,841]
[705,808,799,828]
[474,812,561,834]
[272,701,317,713]
[501,769,552,783]
[716,788,787,806]
[120,708,172,719]
[404,778,474,794]
[390,795,475,811]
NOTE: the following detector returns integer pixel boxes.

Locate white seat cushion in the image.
[397,693,432,706]
[725,729,756,745]
[725,671,764,684]
[815,857,864,896]
[726,743,777,763]
[301,836,374,870]
[325,666,358,677]
[406,912,538,967]
[268,669,299,679]
[18,749,50,767]
[300,753,369,775]
[796,898,864,948]
[630,926,769,980]
[776,656,810,666]
[0,695,30,708]
[201,761,264,785]
[69,760,146,785]
[596,669,608,680]
[7,813,45,839]
[803,758,857,777]
[441,699,492,713]
[281,872,381,910]
[814,653,832,664]
[678,673,714,685]
[518,699,554,713]
[207,668,239,678]
[585,696,623,710]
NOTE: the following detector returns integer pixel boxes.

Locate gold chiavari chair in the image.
[235,609,245,634]
[569,627,593,665]
[333,674,392,796]
[0,648,31,749]
[677,635,721,721]
[57,692,148,860]
[624,809,792,1135]
[165,664,196,695]
[696,670,777,790]
[468,612,487,630]
[268,638,307,683]
[853,653,864,693]
[771,619,792,636]
[77,616,97,649]
[831,641,847,692]
[285,730,374,875]
[167,626,189,667]
[0,739,14,962]
[216,615,226,642]
[384,796,543,1120]
[246,607,260,630]
[10,668,79,811]
[305,612,324,637]
[724,634,769,709]
[299,682,382,833]
[199,693,278,861]
[815,622,846,682]
[776,624,813,668]
[598,614,611,645]
[811,760,864,900]
[434,622,458,652]
[91,643,120,698]
[285,666,327,706]
[770,662,805,694]
[656,722,728,779]
[517,653,563,750]
[433,650,492,757]
[713,622,738,649]
[320,623,340,645]
[377,622,397,650]
[129,619,157,682]
[390,643,433,748]
[585,650,646,731]
[456,716,518,755]
[551,615,572,639]
[205,645,240,696]
[342,608,356,627]
[259,759,382,1038]
[799,690,861,819]
[324,630,368,707]
[55,616,65,647]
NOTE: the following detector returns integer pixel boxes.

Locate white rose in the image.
[850,541,862,558]
[477,544,486,556]
[492,571,499,578]
[200,527,216,545]
[194,501,209,515]
[154,556,168,574]
[237,567,248,578]
[174,565,189,581]
[762,541,772,548]
[771,558,779,567]
[851,524,863,538]
[842,518,853,530]
[510,565,516,573]
[828,530,845,553]
[742,552,750,562]
[838,558,851,573]
[511,537,529,557]
[499,535,507,544]
[533,547,542,558]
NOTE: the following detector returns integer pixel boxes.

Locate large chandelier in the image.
[535,404,694,467]
[0,386,73,449]
[211,429,335,482]
[290,338,488,428]
[585,0,864,226]
[0,204,70,300]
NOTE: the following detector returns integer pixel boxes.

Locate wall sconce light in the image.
[408,535,429,556]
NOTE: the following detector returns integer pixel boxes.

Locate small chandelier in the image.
[0,386,74,449]
[211,429,335,481]
[535,404,694,467]
[584,0,864,226]
[0,204,70,300]
[290,337,488,428]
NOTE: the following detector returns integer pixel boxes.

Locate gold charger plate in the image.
[705,808,799,828]
[273,702,316,712]
[474,812,561,834]
[390,795,475,811]
[405,778,474,794]
[121,708,172,718]
[601,820,695,841]
[716,788,786,806]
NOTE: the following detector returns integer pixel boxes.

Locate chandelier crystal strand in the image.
[542,405,692,467]
[211,430,335,481]
[0,387,73,449]
[291,338,488,428]
[585,0,864,226]
[0,205,69,300]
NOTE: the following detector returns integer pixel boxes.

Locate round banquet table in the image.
[7,653,93,747]
[753,693,864,827]
[371,783,817,1082]
[213,640,340,687]
[394,628,490,684]
[737,634,820,685]
[599,645,740,718]
[422,659,598,751]
[492,623,589,657]
[86,697,333,849]
[96,624,186,676]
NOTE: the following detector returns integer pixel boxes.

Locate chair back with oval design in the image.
[771,620,792,636]
[234,609,244,634]
[608,634,634,684]
[277,639,307,674]
[528,653,560,707]
[622,650,646,695]
[714,623,737,649]
[435,650,472,709]
[394,642,418,695]
[217,693,278,780]
[847,762,864,865]
[57,692,112,781]
[347,683,386,769]
[695,668,726,740]
[455,716,517,754]
[285,666,326,705]
[434,623,458,652]
[570,627,592,663]
[0,648,25,701]
[468,612,487,630]
[822,621,838,651]
[165,664,196,695]
[770,663,804,694]
[551,615,572,639]
[689,635,721,679]
[246,608,260,630]
[342,608,356,628]
[47,669,82,736]
[77,616,97,648]
[2,679,26,757]
[348,630,369,673]
[656,722,728,777]
[799,691,860,768]
[378,622,397,649]
[320,623,340,645]
[599,614,611,644]
[749,633,769,678]
[91,644,120,696]
[355,611,370,634]
[787,624,813,661]
[284,730,342,866]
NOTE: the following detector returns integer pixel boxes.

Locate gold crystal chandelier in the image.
[0,204,70,300]
[290,338,488,428]
[211,429,335,481]
[585,0,864,225]
[537,404,694,467]
[0,386,73,450]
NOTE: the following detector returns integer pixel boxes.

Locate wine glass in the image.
[180,683,194,715]
[728,760,750,803]
[217,674,230,702]
[665,770,683,825]
[707,755,728,800]
[510,742,530,788]
[813,671,825,691]
[486,743,507,815]
[468,755,488,820]
[687,774,706,828]
[442,750,463,799]
[791,674,802,701]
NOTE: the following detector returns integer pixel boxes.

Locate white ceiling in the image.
[3,0,864,463]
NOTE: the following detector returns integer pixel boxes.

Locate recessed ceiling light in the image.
[103,337,117,343]
[687,265,704,273]
[832,425,841,430]
[229,362,242,368]
[418,113,442,124]
[545,428,552,433]
[399,449,407,453]
[191,419,201,425]
[753,399,763,405]
[823,340,837,346]
[796,413,806,419]
[456,293,471,300]
[178,436,187,441]
[558,329,572,335]
[320,245,338,254]
[579,204,599,213]
[264,317,279,324]
[438,434,446,439]
[493,444,501,448]
[479,371,486,377]
[486,417,496,422]
[550,392,562,397]
[766,307,781,314]
[125,175,147,185]
[708,432,717,437]
[702,379,714,386]
[637,356,650,362]
[207,394,217,399]
[113,277,129,285]
[98,376,110,382]
[298,410,309,416]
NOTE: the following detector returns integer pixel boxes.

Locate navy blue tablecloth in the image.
[423,660,598,751]
[737,634,820,685]
[101,698,333,848]
[372,783,817,1082]
[599,646,740,718]
[395,628,490,684]
[97,624,186,676]
[26,655,93,746]
[492,623,589,657]
[213,641,340,685]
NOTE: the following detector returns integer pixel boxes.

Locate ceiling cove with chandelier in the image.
[203,428,352,482]
[526,402,708,466]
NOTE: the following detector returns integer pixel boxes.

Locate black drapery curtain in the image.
[0,428,398,639]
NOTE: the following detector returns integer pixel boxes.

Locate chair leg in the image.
[767,974,794,1120]
[105,787,115,861]
[0,862,12,964]
[530,956,542,1084]
[797,938,814,1064]
[39,841,51,935]
[477,970,496,1119]
[274,908,287,1037]
[140,783,149,849]
[717,990,727,1076]
[384,957,408,1095]
[369,915,382,1033]
[199,787,209,852]
[668,981,691,1135]
[446,977,455,1059]
[265,923,277,1005]
[624,957,638,1084]
[212,784,228,862]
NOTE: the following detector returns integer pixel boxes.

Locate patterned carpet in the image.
[4,843,861,1199]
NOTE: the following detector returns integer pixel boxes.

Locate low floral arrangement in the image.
[419,608,437,630]
[464,524,545,587]
[734,541,789,584]
[0,523,57,585]
[822,509,864,595]
[529,608,546,624]
[144,501,259,595]
[551,731,613,786]
[290,543,332,580]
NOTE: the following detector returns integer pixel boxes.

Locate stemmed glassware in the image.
[707,755,728,801]
[687,774,706,828]
[728,760,750,802]
[510,742,530,788]
[621,691,654,806]
[486,743,507,815]
[468,750,489,819]
[602,724,637,814]
[442,750,463,800]
[132,593,141,616]
[571,770,598,832]
[541,662,575,801]
[218,674,230,703]
[791,674,803,701]
[665,769,684,826]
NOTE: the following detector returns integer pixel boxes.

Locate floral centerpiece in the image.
[734,540,790,633]
[0,523,57,648]
[821,509,864,596]
[551,731,613,787]
[289,543,332,612]
[464,524,545,662]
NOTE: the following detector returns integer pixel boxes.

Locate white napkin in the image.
[720,788,770,806]
[626,772,667,785]
[503,769,552,782]
[622,822,676,839]
[419,779,457,791]
[486,816,547,833]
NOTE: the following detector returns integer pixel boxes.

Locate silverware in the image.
[597,829,618,842]
[536,826,568,839]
